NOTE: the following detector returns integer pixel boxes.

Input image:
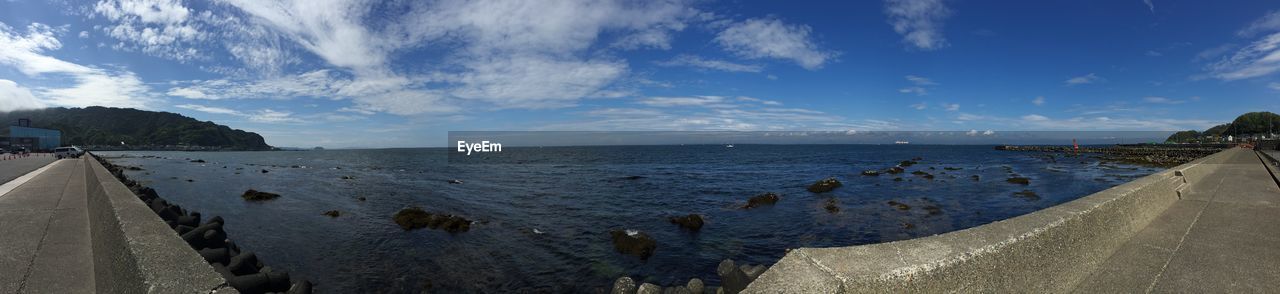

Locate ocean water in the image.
[96,145,1161,293]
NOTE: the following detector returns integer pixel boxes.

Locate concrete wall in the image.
[744,148,1238,293]
[83,155,236,293]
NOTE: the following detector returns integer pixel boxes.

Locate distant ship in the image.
[894,141,910,144]
[726,144,735,148]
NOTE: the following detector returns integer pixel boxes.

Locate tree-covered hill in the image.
[1166,111,1280,143]
[0,106,271,150]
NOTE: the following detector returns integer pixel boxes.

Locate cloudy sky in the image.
[1,0,1278,147]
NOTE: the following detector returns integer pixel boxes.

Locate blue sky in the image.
[1,0,1278,148]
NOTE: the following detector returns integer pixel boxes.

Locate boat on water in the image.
[894,141,909,144]
[726,144,735,148]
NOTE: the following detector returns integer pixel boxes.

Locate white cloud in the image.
[1143,96,1186,104]
[899,87,927,96]
[92,0,207,61]
[1032,96,1046,106]
[0,79,46,111]
[910,102,928,110]
[1269,82,1280,91]
[175,104,240,115]
[1065,73,1103,85]
[1239,11,1280,37]
[1145,50,1162,57]
[884,0,951,50]
[904,75,937,85]
[714,17,834,70]
[638,96,726,107]
[943,103,960,111]
[983,130,995,135]
[1022,114,1049,121]
[1143,0,1154,13]
[78,31,89,38]
[0,22,158,109]
[737,96,782,105]
[655,55,763,73]
[1205,32,1280,80]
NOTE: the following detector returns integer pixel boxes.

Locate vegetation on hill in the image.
[0,106,271,150]
[1166,111,1280,143]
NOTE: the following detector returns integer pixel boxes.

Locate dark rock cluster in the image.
[806,177,842,193]
[392,207,472,233]
[668,214,704,231]
[95,155,313,294]
[609,259,764,294]
[609,229,657,259]
[741,192,781,209]
[241,189,280,201]
[996,144,1224,167]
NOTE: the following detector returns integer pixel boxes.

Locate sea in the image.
[96,145,1162,293]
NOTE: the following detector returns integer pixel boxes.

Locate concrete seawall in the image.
[84,154,236,293]
[745,148,1240,293]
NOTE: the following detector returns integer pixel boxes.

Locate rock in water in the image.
[322,210,341,217]
[741,192,780,209]
[1006,177,1031,185]
[823,198,840,213]
[717,259,752,294]
[668,214,704,231]
[1013,190,1040,200]
[393,207,472,233]
[611,277,637,294]
[241,189,281,201]
[885,166,905,174]
[609,229,657,259]
[887,201,911,211]
[861,170,880,176]
[806,177,842,193]
[191,159,206,163]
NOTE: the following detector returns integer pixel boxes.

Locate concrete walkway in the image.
[1074,149,1280,292]
[0,155,55,184]
[0,159,94,294]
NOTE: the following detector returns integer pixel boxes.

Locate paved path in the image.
[0,155,55,185]
[1074,149,1280,292]
[0,158,94,294]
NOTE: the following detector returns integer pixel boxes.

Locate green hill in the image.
[1166,111,1280,143]
[0,106,271,150]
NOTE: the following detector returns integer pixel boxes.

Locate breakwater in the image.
[743,148,1242,292]
[995,144,1228,167]
[92,153,313,293]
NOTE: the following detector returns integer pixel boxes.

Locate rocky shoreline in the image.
[995,144,1228,167]
[94,154,313,293]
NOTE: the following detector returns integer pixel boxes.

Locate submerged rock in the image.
[1013,190,1040,200]
[1006,177,1031,185]
[340,175,355,180]
[260,169,269,173]
[971,175,981,181]
[742,192,780,209]
[885,166,905,174]
[447,179,463,184]
[824,198,840,213]
[241,189,281,201]
[861,170,880,176]
[923,205,944,216]
[893,177,904,182]
[609,229,657,259]
[668,214,705,231]
[899,160,917,167]
[806,177,842,193]
[191,159,206,163]
[887,200,911,211]
[322,210,341,217]
[392,207,472,233]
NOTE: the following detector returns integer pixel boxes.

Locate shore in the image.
[995,144,1230,167]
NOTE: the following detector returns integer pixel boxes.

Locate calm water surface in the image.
[97,145,1161,293]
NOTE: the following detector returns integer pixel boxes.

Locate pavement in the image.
[0,154,55,185]
[0,158,94,294]
[1073,149,1280,292]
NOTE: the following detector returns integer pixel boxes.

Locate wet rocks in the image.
[893,177,904,182]
[687,278,704,294]
[717,259,766,294]
[944,167,962,171]
[611,277,636,294]
[668,214,704,231]
[885,166,905,174]
[1006,177,1031,185]
[971,175,981,181]
[806,177,842,193]
[609,229,657,259]
[393,207,472,233]
[741,192,780,209]
[260,169,269,173]
[923,205,943,216]
[322,210,341,217]
[911,170,935,180]
[191,159,206,163]
[824,198,840,213]
[340,175,355,180]
[861,170,880,176]
[636,283,662,294]
[241,189,281,201]
[447,179,463,184]
[899,160,917,167]
[887,200,911,211]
